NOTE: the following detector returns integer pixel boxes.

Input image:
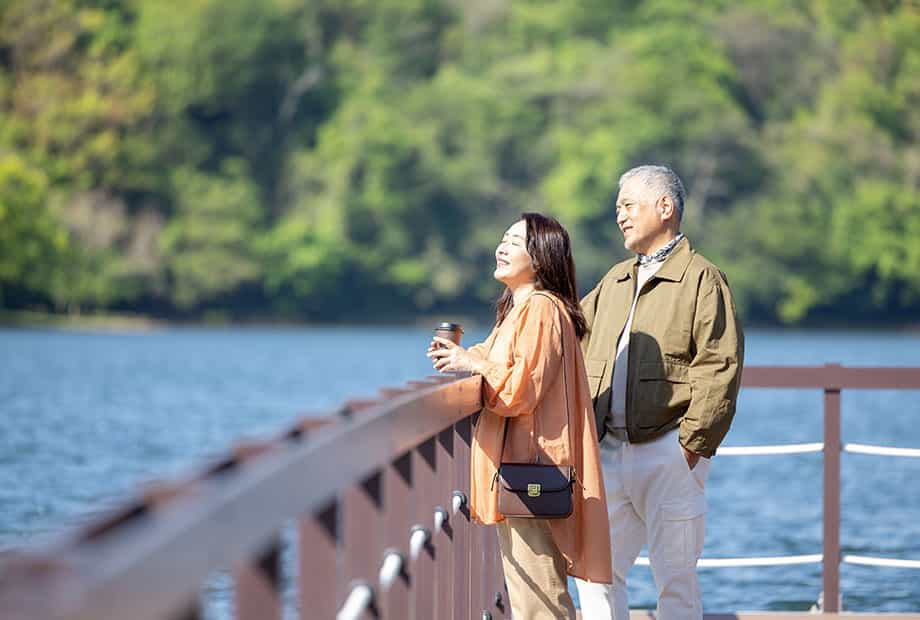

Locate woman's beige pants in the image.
[496,517,576,619]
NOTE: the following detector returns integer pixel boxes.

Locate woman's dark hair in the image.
[495,212,588,339]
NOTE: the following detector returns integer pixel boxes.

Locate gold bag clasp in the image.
[527,483,541,497]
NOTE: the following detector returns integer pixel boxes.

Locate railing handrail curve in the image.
[0,374,483,620]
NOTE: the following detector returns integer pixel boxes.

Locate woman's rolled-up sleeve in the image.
[480,295,563,418]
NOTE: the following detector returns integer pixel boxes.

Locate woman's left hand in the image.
[426,337,476,372]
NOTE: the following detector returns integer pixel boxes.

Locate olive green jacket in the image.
[580,237,744,458]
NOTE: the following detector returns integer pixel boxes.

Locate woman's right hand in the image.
[427,337,479,373]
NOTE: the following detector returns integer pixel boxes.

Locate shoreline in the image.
[0,310,166,332]
[2,310,920,333]
[0,310,496,333]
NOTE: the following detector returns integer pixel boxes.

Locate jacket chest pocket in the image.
[586,358,608,399]
[635,359,692,429]
[661,328,692,360]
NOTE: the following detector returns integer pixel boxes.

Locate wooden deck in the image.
[612,615,920,619]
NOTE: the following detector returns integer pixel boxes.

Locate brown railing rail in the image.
[0,373,507,620]
[0,364,918,619]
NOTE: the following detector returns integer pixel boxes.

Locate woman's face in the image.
[494,220,536,288]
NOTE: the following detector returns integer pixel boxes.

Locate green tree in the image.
[2,0,919,325]
[161,160,263,311]
[0,155,70,306]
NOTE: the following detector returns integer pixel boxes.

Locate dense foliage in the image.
[2,0,918,324]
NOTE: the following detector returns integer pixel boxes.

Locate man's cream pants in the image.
[575,429,709,620]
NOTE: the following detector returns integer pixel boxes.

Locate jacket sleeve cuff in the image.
[678,426,717,459]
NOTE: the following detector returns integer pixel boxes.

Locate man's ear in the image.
[658,194,675,221]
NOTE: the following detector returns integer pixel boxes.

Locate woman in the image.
[427,213,612,619]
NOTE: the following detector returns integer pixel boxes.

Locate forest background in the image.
[1,0,919,326]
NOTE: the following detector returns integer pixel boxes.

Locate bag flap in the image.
[498,463,572,493]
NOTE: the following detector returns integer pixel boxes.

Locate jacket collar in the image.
[612,236,693,283]
[654,236,693,282]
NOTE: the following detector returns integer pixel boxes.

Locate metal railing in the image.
[707,364,920,613]
[0,373,508,620]
[0,364,919,619]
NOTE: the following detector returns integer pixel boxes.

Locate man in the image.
[574,165,744,619]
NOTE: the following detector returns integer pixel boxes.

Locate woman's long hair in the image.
[495,212,588,340]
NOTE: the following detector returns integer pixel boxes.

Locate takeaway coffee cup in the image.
[433,322,463,348]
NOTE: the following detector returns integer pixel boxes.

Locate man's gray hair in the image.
[618,165,686,222]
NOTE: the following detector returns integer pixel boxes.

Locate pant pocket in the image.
[674,436,710,491]
[691,456,710,489]
[658,503,705,570]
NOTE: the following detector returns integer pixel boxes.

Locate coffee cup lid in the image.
[435,322,462,332]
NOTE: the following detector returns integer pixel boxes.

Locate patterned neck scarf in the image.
[638,233,684,266]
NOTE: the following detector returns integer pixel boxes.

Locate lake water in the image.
[1,326,919,613]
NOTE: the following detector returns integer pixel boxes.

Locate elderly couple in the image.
[427,165,744,619]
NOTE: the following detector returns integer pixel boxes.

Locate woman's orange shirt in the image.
[468,292,613,583]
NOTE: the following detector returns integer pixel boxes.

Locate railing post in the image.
[452,417,473,619]
[343,472,384,619]
[299,501,340,619]
[823,363,842,613]
[234,536,282,620]
[435,426,456,618]
[411,437,438,619]
[382,453,412,618]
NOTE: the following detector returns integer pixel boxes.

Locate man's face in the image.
[615,177,669,255]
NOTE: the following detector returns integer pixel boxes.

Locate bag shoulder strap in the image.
[498,292,572,465]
